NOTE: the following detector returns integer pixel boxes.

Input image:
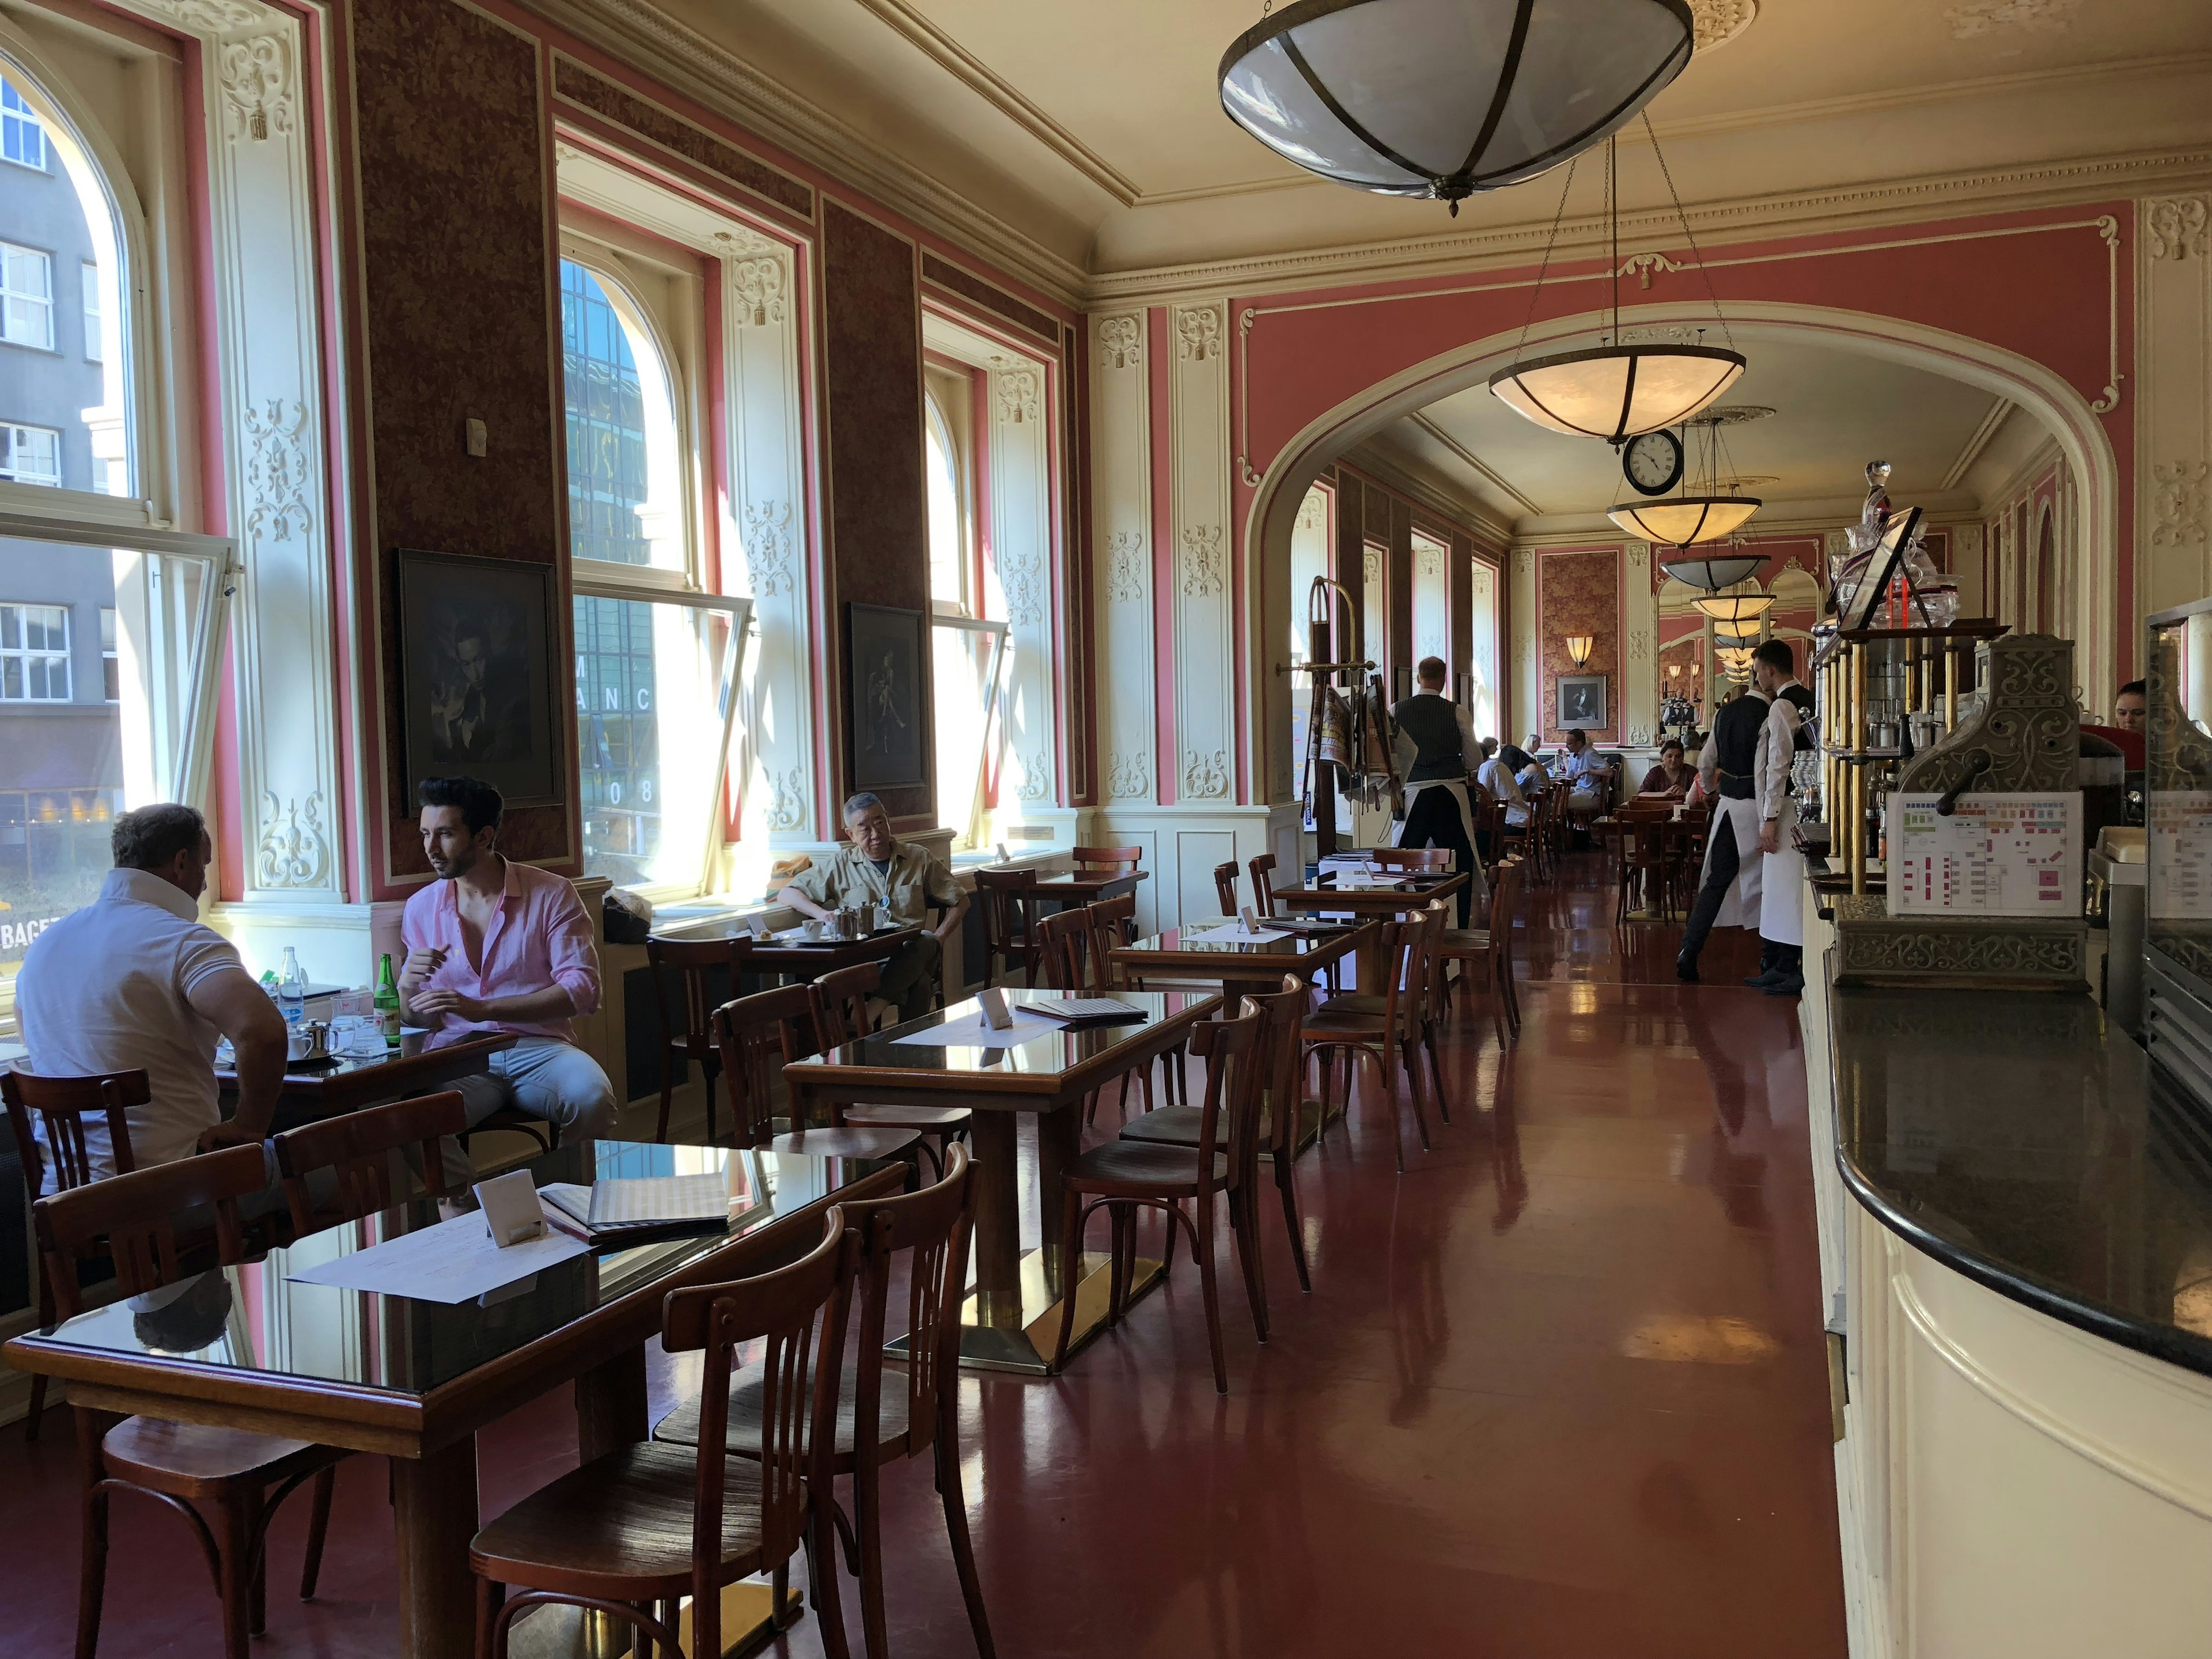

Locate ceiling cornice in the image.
[1941,397,2014,493]
[518,0,1090,306]
[1409,412,1547,520]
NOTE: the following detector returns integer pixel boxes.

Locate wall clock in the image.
[1623,429,1684,497]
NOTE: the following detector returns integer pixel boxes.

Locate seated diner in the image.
[776,791,969,1022]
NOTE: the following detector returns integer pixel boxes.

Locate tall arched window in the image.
[925,390,968,616]
[921,373,1003,846]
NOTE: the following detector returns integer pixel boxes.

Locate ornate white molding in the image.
[1016,752,1052,801]
[2152,462,2210,547]
[2145,195,2210,262]
[1183,749,1230,800]
[256,791,330,889]
[132,0,264,32]
[241,399,312,544]
[993,362,1040,425]
[218,33,293,141]
[1296,489,1326,533]
[1096,314,1142,371]
[743,499,795,596]
[1415,544,1444,581]
[1689,0,1756,52]
[1000,550,1046,626]
[1513,548,1534,578]
[1363,545,1384,583]
[1104,531,1146,604]
[1175,307,1220,362]
[765,766,808,832]
[728,255,786,325]
[1179,525,1224,599]
[1107,751,1149,800]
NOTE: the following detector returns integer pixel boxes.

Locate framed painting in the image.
[1555,674,1608,732]
[1392,664,1414,703]
[396,548,563,806]
[848,603,930,791]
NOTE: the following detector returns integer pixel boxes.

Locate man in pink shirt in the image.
[398,776,617,1146]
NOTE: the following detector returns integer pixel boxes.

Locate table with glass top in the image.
[214,1029,516,1130]
[1111,917,1374,1004]
[3,1141,904,1659]
[1264,870,1468,984]
[784,986,1219,1375]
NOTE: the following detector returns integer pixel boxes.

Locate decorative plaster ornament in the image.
[1104,532,1147,604]
[1097,315,1142,370]
[1943,0,2077,38]
[1180,527,1225,598]
[2146,198,2210,263]
[1688,0,1755,52]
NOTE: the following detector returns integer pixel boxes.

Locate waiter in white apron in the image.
[1389,656,1485,925]
[1676,673,1772,983]
[1750,639,1815,996]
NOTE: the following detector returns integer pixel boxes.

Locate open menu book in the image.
[539,1175,738,1244]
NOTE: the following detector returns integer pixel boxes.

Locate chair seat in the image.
[469,1443,764,1595]
[653,1354,911,1463]
[1066,1140,1225,1193]
[1315,992,1387,1017]
[843,1104,971,1131]
[1302,1012,1392,1041]
[1118,1104,1282,1150]
[766,1126,921,1161]
[1437,929,1491,952]
[100,1415,332,1497]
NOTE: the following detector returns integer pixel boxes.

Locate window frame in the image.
[929,611,1009,851]
[0,77,42,171]
[0,422,60,486]
[0,240,55,351]
[0,600,70,701]
[922,366,976,620]
[79,258,99,363]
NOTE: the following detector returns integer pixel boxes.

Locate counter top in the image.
[1830,979,2212,1377]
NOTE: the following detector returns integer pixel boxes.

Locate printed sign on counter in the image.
[2150,790,2212,919]
[1887,792,2080,917]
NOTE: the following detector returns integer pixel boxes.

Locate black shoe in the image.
[1676,955,1700,982]
[1764,972,1805,997]
[1743,968,1784,988]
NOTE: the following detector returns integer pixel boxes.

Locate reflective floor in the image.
[0,852,1846,1657]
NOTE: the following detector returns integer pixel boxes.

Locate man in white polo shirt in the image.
[14,804,287,1189]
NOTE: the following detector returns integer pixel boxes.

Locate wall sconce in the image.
[1565,634,1594,668]
[1667,664,1681,679]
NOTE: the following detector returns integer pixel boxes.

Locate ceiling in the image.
[626,0,2212,281]
[1354,332,2048,536]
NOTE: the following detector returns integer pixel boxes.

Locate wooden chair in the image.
[271,1090,468,1236]
[1036,907,1094,992]
[1369,846,1453,872]
[1616,815,1675,923]
[3,1066,149,1440]
[1211,860,1241,914]
[33,1143,346,1659]
[1315,902,1451,1124]
[645,936,754,1143]
[1070,845,1142,877]
[1118,976,1313,1309]
[471,1217,862,1659]
[656,1146,994,1659]
[715,986,924,1166]
[1438,857,1522,1046]
[1247,852,1282,918]
[971,868,1040,987]
[1051,1011,1268,1393]
[1084,892,1140,988]
[812,964,972,1180]
[1301,918,1433,1173]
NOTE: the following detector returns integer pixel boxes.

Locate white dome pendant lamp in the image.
[1218,0,1697,213]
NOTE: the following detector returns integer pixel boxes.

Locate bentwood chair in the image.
[1070,845,1143,877]
[1247,853,1282,919]
[1316,902,1451,1126]
[812,964,972,1179]
[34,1144,346,1659]
[1037,907,1094,992]
[1084,892,1141,988]
[4,1066,149,1439]
[271,1090,468,1236]
[971,868,1041,987]
[1052,1012,1268,1393]
[656,1148,994,1659]
[1302,918,1433,1173]
[1438,855,1523,1044]
[714,986,924,1166]
[645,935,754,1143]
[1212,861,1241,914]
[1369,847,1453,873]
[471,1218,862,1659]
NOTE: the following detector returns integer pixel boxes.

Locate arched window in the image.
[925,391,968,616]
[561,259,683,573]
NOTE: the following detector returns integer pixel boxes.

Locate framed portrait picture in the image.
[1555,673,1608,732]
[396,548,564,806]
[848,603,930,791]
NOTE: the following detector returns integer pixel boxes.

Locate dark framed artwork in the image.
[1454,671,1474,707]
[396,548,563,806]
[1392,664,1414,702]
[848,603,930,791]
[1555,674,1608,732]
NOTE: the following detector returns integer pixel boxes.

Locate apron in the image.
[1395,778,1488,909]
[1698,795,1765,930]
[1759,796,1806,947]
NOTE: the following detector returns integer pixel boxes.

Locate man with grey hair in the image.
[777,792,968,1021]
[14,804,289,1186]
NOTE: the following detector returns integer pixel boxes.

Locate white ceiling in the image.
[1357,332,2046,535]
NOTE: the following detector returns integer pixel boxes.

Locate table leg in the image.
[1033,1104,1080,1299]
[576,1344,650,1457]
[968,1111,1021,1327]
[392,1435,479,1659]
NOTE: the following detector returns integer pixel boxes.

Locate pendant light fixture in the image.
[1693,585,1776,628]
[1490,116,1747,438]
[1609,412,1763,546]
[1218,0,1695,214]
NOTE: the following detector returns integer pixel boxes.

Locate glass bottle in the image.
[276,946,308,1028]
[374,953,403,1049]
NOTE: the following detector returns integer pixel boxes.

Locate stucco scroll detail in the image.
[242,399,313,544]
[1183,749,1230,800]
[743,500,796,596]
[256,790,329,889]
[1107,751,1150,801]
[2146,197,2211,263]
[2152,463,2210,547]
[994,364,1040,426]
[1104,531,1146,604]
[1175,307,1221,362]
[1097,315,1142,371]
[219,35,294,141]
[1180,526,1224,599]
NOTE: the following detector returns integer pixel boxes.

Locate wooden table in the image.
[1112,918,1373,1005]
[652,916,925,978]
[215,1030,516,1130]
[1267,871,1469,986]
[4,1140,901,1659]
[784,986,1218,1374]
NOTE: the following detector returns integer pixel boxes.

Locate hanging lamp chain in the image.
[1607,135,1620,346]
[1508,153,1581,365]
[1639,110,1735,352]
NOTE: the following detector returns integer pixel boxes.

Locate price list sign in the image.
[1888,792,2080,916]
[2149,790,2212,920]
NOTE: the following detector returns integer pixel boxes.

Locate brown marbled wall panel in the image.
[1537,547,1623,745]
[822,202,930,823]
[921,253,1057,346]
[353,0,570,874]
[1387,499,1411,694]
[1449,532,1473,684]
[551,58,814,221]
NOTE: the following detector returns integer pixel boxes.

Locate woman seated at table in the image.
[1639,738,1696,799]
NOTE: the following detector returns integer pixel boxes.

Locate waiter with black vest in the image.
[1391,655,1483,925]
[1676,638,1815,992]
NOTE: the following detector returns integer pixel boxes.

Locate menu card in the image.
[2150,790,2212,919]
[1887,792,2080,917]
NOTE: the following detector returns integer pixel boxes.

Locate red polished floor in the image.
[0,853,1846,1658]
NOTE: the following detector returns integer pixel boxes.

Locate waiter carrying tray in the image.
[1389,655,1484,925]
[1676,639,1814,993]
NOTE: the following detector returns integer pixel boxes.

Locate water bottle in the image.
[277,946,308,1028]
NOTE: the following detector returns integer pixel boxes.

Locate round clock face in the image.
[1624,430,1684,496]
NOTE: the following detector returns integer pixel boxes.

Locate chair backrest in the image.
[2,1067,150,1196]
[33,1141,268,1318]
[970,868,1032,961]
[1370,846,1453,872]
[646,937,754,1056]
[1185,1011,1264,1180]
[1488,859,1522,967]
[1247,853,1280,918]
[1037,907,1093,992]
[1406,902,1448,1029]
[1211,861,1240,914]
[662,1214,859,1634]
[712,984,819,1147]
[1369,918,1417,1037]
[272,1090,468,1235]
[1070,844,1141,874]
[851,1143,972,1460]
[1242,976,1308,1162]
[812,960,883,1048]
[1085,892,1138,990]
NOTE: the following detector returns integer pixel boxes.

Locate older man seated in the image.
[778,792,969,1022]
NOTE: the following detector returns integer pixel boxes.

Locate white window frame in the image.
[99,601,116,700]
[0,599,70,701]
[79,259,99,363]
[0,77,42,170]
[1,240,54,350]
[0,421,59,486]
[923,372,975,620]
